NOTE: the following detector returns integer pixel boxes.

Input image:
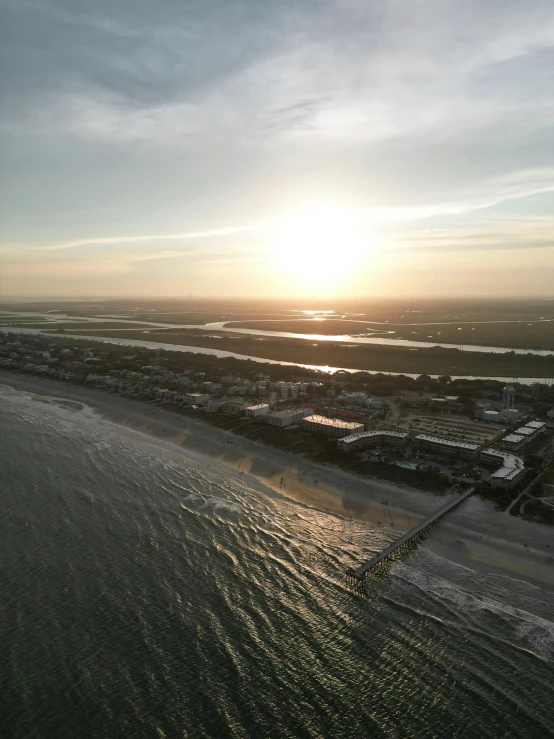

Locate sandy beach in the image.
[2,371,553,589]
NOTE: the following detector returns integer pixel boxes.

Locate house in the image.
[245,404,270,418]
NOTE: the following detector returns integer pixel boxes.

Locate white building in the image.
[507,423,543,447]
[480,448,525,488]
[264,408,312,427]
[525,420,546,435]
[245,403,270,418]
[502,433,526,451]
[500,408,520,423]
[301,415,364,438]
[481,410,502,423]
[490,466,525,488]
[337,430,409,452]
[414,434,480,460]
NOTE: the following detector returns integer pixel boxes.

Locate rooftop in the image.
[267,408,306,418]
[525,421,545,430]
[481,448,523,469]
[414,434,480,451]
[515,426,535,436]
[303,415,364,430]
[503,434,525,444]
[491,466,523,480]
[340,430,409,445]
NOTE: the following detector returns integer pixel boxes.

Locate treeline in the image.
[4,333,553,405]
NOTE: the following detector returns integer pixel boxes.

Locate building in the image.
[366,398,385,410]
[263,408,312,427]
[430,395,460,406]
[201,381,223,392]
[502,385,516,410]
[507,423,544,447]
[481,410,502,423]
[502,433,526,451]
[337,430,409,452]
[337,391,367,405]
[336,392,384,410]
[525,420,546,435]
[301,415,364,438]
[490,466,525,488]
[480,448,525,488]
[245,403,270,418]
[414,434,480,460]
[500,408,520,423]
[185,393,209,405]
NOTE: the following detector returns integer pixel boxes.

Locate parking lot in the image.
[399,414,504,445]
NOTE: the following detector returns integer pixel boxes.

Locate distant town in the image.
[1,330,553,525]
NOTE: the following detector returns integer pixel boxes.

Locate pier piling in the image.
[346,487,474,582]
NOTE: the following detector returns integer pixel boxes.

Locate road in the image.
[379,398,400,427]
[505,463,550,516]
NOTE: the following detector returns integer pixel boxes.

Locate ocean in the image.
[1,383,553,739]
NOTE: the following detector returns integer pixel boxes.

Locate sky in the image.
[1,0,554,298]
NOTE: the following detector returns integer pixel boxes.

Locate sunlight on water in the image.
[1,385,553,739]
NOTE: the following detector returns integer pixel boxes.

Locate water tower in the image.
[502,385,516,410]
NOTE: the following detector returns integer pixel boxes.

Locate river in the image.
[2,327,551,385]
[2,311,553,357]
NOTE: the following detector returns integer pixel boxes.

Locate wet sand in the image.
[2,372,553,589]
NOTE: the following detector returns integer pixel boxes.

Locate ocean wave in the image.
[391,555,554,658]
[182,492,244,514]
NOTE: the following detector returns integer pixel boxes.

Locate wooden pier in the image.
[346,487,474,581]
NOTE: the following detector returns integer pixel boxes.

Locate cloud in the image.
[37,224,266,251]
[1,0,554,296]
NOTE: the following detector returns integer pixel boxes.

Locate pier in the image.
[346,487,474,581]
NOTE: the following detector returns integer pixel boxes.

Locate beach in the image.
[3,369,554,739]
[2,371,553,589]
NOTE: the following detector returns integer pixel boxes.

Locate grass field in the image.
[230,318,554,350]
[3,297,554,350]
[4,297,554,372]
[2,321,157,330]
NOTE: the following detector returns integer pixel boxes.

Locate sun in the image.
[268,202,378,288]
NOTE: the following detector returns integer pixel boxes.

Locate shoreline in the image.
[2,370,554,590]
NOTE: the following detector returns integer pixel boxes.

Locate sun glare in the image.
[269,202,379,288]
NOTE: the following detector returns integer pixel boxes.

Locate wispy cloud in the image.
[37,224,267,252]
